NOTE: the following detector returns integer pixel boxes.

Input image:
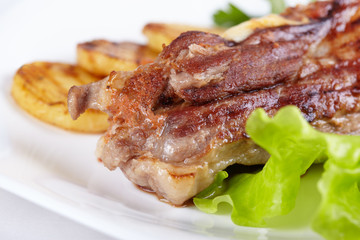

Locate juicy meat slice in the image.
[68,0,360,205]
[166,21,331,104]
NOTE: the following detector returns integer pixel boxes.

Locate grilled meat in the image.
[68,0,360,205]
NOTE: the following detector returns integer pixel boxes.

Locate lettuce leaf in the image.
[193,106,360,239]
[194,106,326,226]
[313,135,360,240]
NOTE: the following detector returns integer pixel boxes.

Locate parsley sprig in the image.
[213,3,250,28]
[213,0,287,27]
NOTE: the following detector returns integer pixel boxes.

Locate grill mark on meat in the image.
[167,21,332,104]
[167,171,195,179]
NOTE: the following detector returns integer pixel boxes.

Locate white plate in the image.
[0,0,323,239]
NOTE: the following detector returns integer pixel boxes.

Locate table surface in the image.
[0,188,115,240]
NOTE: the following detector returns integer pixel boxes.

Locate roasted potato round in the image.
[11,62,109,133]
[77,40,158,77]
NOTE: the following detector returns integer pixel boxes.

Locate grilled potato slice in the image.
[77,40,158,77]
[11,62,108,132]
[142,23,225,52]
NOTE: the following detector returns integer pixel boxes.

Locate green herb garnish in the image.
[213,0,287,27]
[213,3,250,28]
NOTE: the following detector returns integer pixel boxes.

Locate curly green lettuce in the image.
[194,106,360,240]
[313,135,360,240]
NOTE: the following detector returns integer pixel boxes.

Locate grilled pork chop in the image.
[68,0,360,205]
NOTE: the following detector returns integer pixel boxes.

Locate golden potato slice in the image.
[142,23,225,52]
[77,40,158,77]
[11,62,108,133]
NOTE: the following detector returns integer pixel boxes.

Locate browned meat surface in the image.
[68,0,360,205]
[164,21,331,104]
